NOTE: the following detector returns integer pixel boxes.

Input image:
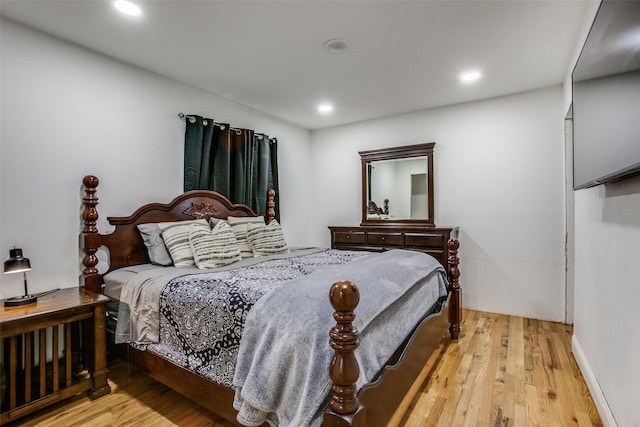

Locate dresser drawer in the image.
[367,232,403,246]
[404,233,445,248]
[330,225,456,270]
[333,231,366,244]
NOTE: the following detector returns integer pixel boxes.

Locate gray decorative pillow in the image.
[158,219,209,267]
[136,223,173,266]
[247,219,289,257]
[189,221,241,269]
[227,216,265,258]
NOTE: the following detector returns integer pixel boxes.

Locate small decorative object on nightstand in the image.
[3,248,37,307]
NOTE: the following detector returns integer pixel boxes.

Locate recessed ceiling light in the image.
[324,39,348,53]
[114,0,142,17]
[317,103,334,114]
[459,70,482,83]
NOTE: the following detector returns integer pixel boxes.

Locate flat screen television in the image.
[572,0,640,190]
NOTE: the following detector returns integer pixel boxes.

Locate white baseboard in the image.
[572,335,617,427]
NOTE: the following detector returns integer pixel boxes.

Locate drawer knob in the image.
[381,236,385,241]
[346,235,351,239]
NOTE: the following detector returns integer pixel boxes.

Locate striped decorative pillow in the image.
[227,216,265,258]
[247,219,289,257]
[158,219,209,267]
[189,221,241,269]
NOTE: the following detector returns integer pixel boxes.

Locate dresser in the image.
[329,225,458,268]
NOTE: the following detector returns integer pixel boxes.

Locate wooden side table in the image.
[0,287,110,424]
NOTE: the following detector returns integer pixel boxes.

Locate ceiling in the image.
[1,0,592,130]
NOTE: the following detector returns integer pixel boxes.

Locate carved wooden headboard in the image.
[80,175,275,293]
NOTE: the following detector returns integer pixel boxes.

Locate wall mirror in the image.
[360,142,435,226]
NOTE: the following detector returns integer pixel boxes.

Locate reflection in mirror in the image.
[367,157,428,220]
[360,142,435,226]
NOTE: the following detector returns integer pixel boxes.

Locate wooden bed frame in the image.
[79,175,461,427]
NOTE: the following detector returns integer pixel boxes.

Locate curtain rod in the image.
[178,113,277,142]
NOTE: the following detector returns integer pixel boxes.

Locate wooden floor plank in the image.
[13,309,603,427]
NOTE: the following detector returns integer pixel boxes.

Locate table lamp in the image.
[3,248,37,307]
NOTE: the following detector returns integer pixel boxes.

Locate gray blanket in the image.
[232,249,447,427]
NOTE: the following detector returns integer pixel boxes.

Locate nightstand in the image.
[0,287,110,424]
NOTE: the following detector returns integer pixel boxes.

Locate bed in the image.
[79,175,461,427]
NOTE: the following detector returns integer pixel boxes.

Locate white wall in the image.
[0,19,312,298]
[564,2,640,426]
[572,179,640,427]
[310,86,567,322]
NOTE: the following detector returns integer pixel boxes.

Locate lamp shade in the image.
[4,248,31,274]
[3,248,36,307]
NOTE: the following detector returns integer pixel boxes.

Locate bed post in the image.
[80,175,103,294]
[447,238,461,339]
[267,189,276,223]
[324,281,366,427]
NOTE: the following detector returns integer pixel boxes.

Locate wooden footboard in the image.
[324,241,461,427]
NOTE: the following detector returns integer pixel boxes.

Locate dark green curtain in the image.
[183,115,280,220]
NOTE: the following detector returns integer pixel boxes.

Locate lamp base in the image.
[4,294,37,307]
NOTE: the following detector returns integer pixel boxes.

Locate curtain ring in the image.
[188,116,196,124]
[203,119,208,126]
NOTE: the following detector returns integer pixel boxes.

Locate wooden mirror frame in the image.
[360,142,435,227]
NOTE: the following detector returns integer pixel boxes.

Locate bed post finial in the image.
[82,175,99,233]
[81,175,102,293]
[267,189,276,223]
[447,238,461,339]
[326,280,364,424]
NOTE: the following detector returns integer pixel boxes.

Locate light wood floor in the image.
[14,309,602,427]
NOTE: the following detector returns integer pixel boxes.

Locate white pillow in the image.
[158,219,209,267]
[227,216,265,258]
[189,221,241,269]
[247,219,289,257]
